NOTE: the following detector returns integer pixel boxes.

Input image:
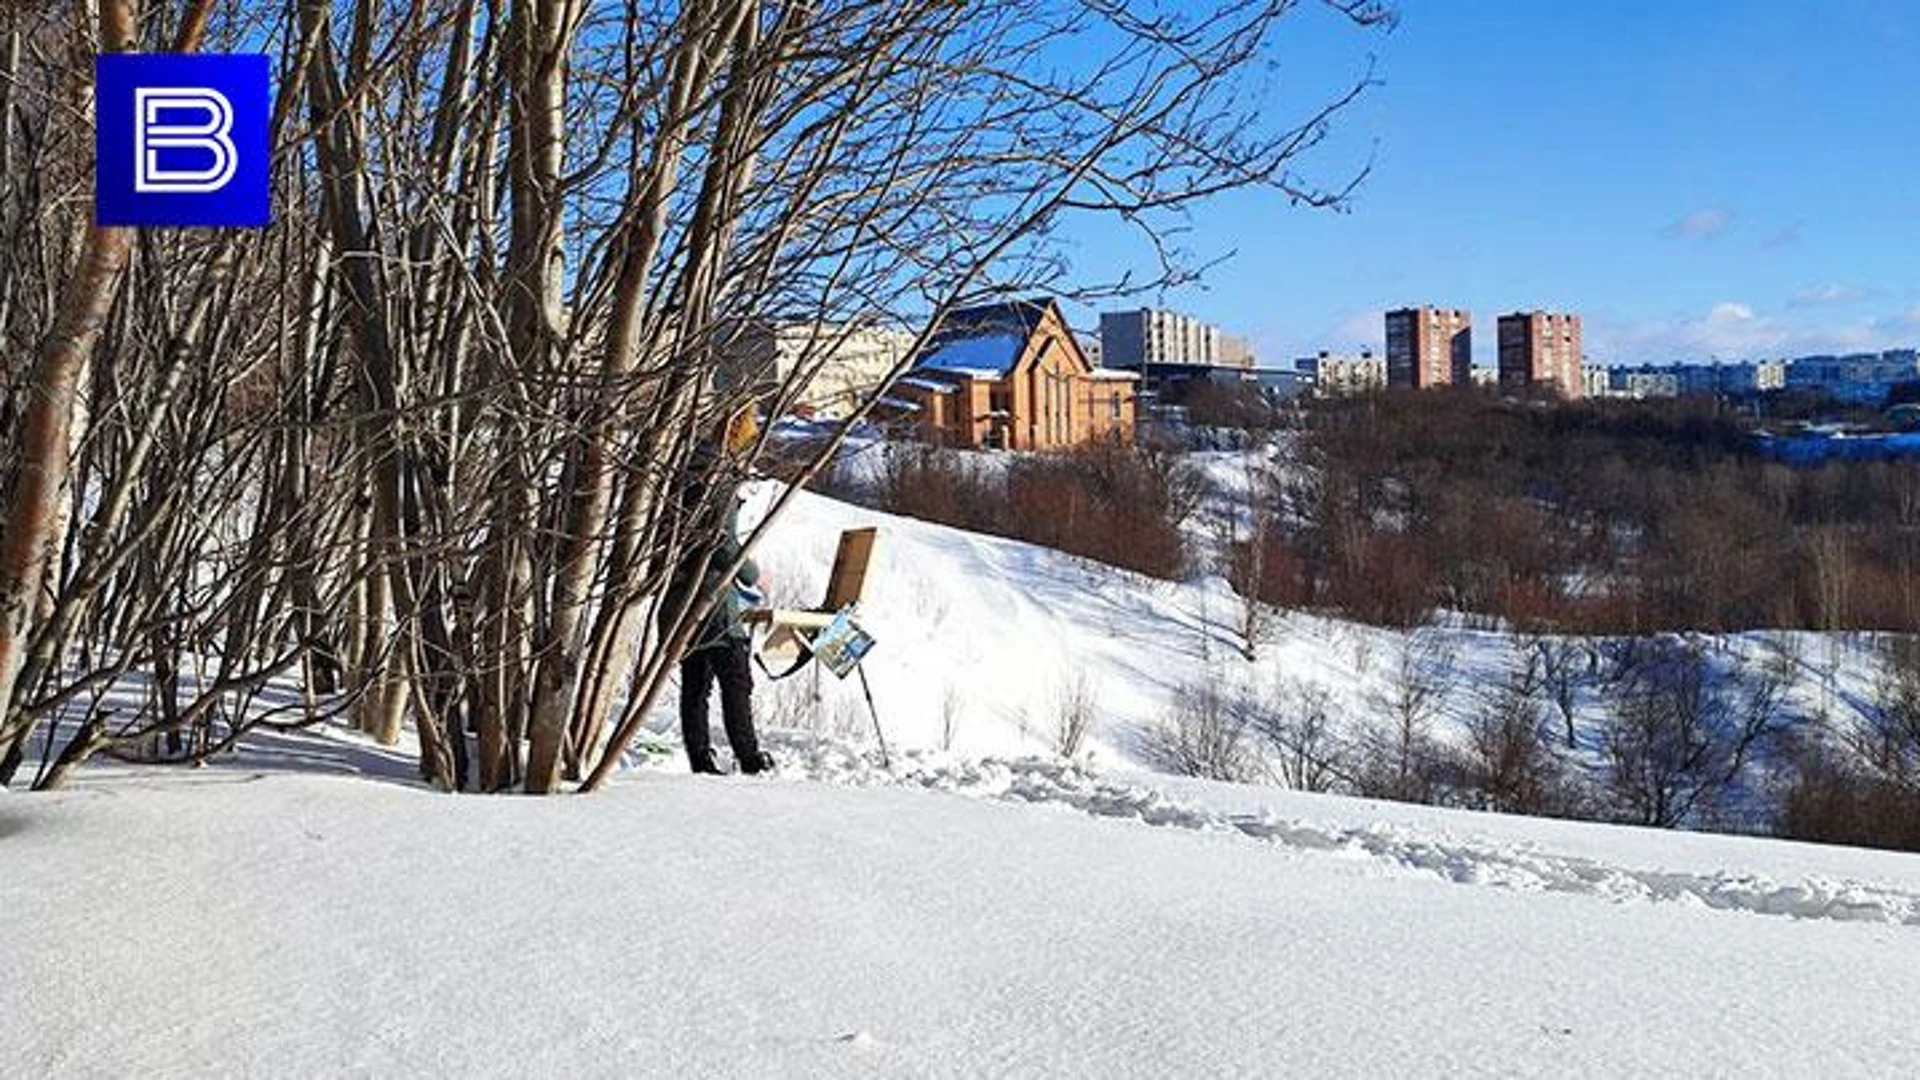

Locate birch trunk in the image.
[511,0,580,793]
[0,0,137,768]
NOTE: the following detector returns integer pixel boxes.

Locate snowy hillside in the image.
[5,737,1920,1076]
[728,480,1881,811]
[7,484,1920,1076]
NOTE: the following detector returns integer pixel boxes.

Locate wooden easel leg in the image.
[856,664,889,769]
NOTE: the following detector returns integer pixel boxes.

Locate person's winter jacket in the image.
[662,493,761,651]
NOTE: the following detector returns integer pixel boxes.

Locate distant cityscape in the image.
[1093,303,1920,413]
[734,299,1920,453]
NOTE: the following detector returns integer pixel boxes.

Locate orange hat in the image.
[723,404,760,455]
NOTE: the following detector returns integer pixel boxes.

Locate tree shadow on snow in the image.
[195,726,426,786]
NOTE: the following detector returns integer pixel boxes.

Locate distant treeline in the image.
[1255,392,1920,634]
[815,438,1202,582]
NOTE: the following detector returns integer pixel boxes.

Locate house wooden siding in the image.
[890,299,1136,451]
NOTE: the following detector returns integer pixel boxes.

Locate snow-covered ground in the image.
[736,480,1882,794]
[7,481,1919,1075]
[5,730,1920,1076]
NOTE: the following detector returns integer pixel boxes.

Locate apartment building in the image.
[1582,365,1613,399]
[1295,349,1387,398]
[721,320,918,415]
[1099,308,1254,372]
[1384,306,1472,388]
[1786,350,1920,405]
[1497,310,1584,400]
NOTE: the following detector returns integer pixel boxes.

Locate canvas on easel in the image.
[745,526,879,679]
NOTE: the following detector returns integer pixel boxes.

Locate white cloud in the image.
[1788,283,1872,308]
[1759,224,1803,251]
[1334,309,1385,350]
[1867,303,1920,340]
[1585,300,1920,364]
[1706,301,1755,324]
[1252,309,1385,367]
[1662,208,1733,240]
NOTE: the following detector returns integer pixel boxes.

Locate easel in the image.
[742,526,889,764]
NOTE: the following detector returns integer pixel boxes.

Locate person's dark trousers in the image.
[680,640,761,770]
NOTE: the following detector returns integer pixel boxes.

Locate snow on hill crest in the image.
[7,479,1920,1076]
[736,478,1883,819]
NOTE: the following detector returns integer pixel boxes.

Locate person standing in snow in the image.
[661,406,774,776]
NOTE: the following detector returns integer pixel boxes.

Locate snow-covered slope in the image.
[740,481,1216,759]
[730,482,1880,785]
[7,484,1920,1076]
[4,745,1919,1077]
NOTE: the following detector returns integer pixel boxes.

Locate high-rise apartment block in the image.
[1384,307,1472,388]
[1099,308,1254,372]
[1497,310,1583,400]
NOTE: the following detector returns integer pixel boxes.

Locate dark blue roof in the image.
[906,298,1058,379]
[934,299,1051,343]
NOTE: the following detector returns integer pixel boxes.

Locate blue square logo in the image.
[96,53,271,227]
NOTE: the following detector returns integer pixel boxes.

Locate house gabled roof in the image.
[910,298,1058,379]
[938,298,1051,340]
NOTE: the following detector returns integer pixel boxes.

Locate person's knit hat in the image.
[723,404,760,455]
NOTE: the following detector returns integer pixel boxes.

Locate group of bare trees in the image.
[1779,636,1920,849]
[0,0,1391,791]
[1138,629,1857,839]
[1259,391,1920,635]
[831,436,1207,580]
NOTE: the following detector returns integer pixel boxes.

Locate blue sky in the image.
[1056,0,1920,367]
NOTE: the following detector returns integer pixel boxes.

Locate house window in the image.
[1049,371,1063,444]
[1110,391,1122,420]
[1044,368,1059,441]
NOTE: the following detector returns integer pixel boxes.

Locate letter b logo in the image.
[97,54,270,227]
[134,87,238,193]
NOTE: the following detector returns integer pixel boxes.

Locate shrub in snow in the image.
[1778,636,1920,852]
[1249,678,1350,793]
[1139,680,1257,783]
[1599,636,1795,828]
[1456,647,1573,816]
[1052,670,1095,758]
[1353,638,1453,804]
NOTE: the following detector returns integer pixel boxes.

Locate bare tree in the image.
[1219,438,1280,659]
[1460,646,1568,815]
[1808,526,1853,633]
[1251,677,1349,792]
[1601,636,1794,828]
[0,0,265,786]
[1779,635,1920,851]
[1855,635,1920,786]
[1355,634,1451,803]
[0,0,1395,792]
[1141,678,1256,782]
[1530,636,1587,749]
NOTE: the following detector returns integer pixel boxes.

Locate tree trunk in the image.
[0,0,138,772]
[512,0,580,793]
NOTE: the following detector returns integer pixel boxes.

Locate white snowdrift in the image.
[5,737,1920,1077]
[759,733,1920,927]
[6,483,1920,1076]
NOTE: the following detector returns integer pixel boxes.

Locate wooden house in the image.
[882,299,1137,451]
